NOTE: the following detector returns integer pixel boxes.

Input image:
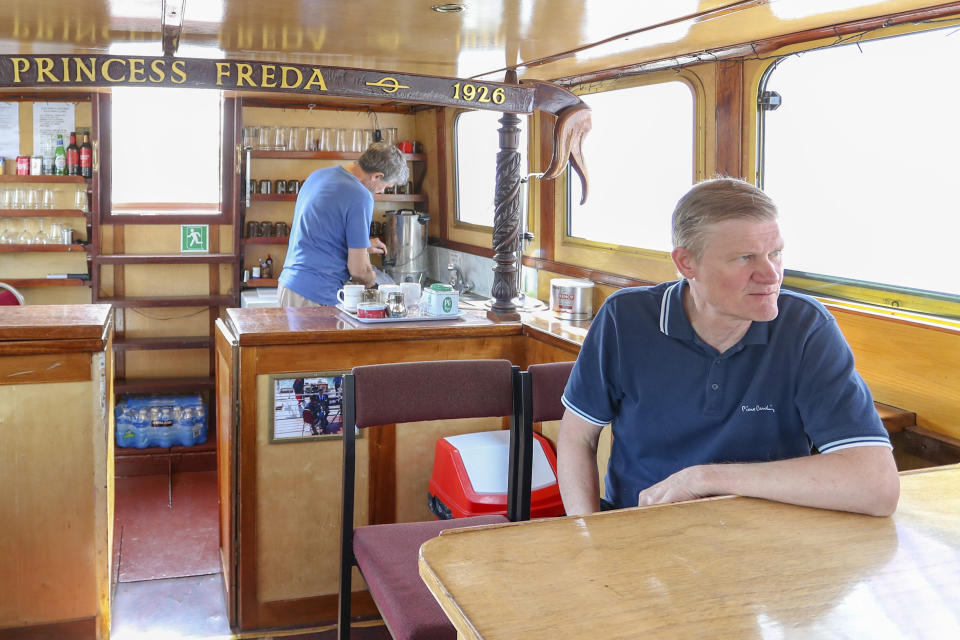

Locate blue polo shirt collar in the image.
[659,279,771,348]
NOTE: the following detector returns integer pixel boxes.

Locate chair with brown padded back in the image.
[338,359,526,640]
[515,361,577,520]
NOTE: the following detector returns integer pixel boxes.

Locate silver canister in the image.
[550,278,595,320]
[61,227,74,244]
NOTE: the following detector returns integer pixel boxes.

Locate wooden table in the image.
[419,465,960,639]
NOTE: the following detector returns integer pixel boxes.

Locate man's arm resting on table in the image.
[347,247,377,287]
[557,409,604,516]
[637,446,900,517]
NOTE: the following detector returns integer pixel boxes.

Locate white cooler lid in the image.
[442,430,557,494]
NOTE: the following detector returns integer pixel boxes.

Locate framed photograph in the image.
[269,372,355,443]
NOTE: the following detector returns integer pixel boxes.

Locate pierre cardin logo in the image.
[741,404,776,413]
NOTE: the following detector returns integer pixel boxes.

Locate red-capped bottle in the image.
[80,133,93,178]
[66,132,80,175]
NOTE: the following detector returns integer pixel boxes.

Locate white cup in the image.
[400,282,421,309]
[377,284,401,303]
[337,284,365,311]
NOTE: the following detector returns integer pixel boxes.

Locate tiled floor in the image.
[111,470,390,639]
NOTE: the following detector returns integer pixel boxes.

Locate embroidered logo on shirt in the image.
[741,404,776,413]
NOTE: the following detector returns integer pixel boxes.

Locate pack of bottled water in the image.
[115,393,208,449]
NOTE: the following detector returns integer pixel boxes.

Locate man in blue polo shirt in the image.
[278,142,409,307]
[558,178,899,517]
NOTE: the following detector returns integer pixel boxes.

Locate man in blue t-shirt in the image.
[558,178,900,517]
[278,142,409,306]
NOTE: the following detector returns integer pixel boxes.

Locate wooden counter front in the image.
[0,304,114,640]
[216,306,579,633]
[420,465,960,639]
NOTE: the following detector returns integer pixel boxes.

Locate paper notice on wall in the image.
[0,102,20,159]
[33,102,76,153]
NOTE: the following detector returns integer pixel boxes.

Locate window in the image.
[454,109,528,227]
[568,81,694,252]
[760,27,960,307]
[111,87,222,214]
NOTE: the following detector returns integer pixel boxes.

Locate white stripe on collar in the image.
[660,281,681,335]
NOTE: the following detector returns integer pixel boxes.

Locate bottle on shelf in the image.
[66,132,80,175]
[80,133,93,178]
[54,134,67,176]
[264,254,274,278]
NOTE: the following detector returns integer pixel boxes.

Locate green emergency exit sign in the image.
[180,224,209,252]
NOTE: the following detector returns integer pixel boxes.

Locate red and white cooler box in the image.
[428,430,565,519]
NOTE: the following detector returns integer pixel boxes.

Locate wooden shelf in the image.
[250,150,425,162]
[94,253,236,265]
[0,243,89,252]
[0,175,87,184]
[250,193,425,203]
[95,295,236,308]
[1,277,89,287]
[115,439,217,457]
[113,336,214,351]
[114,376,216,394]
[242,278,278,288]
[243,237,290,245]
[0,209,88,217]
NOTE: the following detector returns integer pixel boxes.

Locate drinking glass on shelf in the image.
[257,126,273,150]
[336,128,349,152]
[288,126,304,151]
[383,127,398,146]
[304,127,317,152]
[322,127,337,152]
[0,188,10,210]
[48,220,64,244]
[34,218,51,245]
[242,126,259,149]
[274,126,290,151]
[17,218,35,244]
[362,129,374,151]
[42,187,56,209]
[75,188,89,212]
[26,188,41,209]
[12,188,26,210]
[349,129,363,152]
[0,219,13,244]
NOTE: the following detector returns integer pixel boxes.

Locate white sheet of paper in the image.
[33,102,76,152]
[0,102,20,159]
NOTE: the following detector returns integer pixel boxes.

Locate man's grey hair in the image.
[671,177,778,258]
[358,141,409,184]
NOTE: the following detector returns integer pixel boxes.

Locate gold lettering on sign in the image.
[74,57,96,82]
[12,58,30,83]
[37,58,58,82]
[236,63,256,87]
[129,58,146,83]
[170,60,187,84]
[303,68,328,91]
[149,59,166,82]
[280,66,303,89]
[261,64,277,88]
[365,77,410,94]
[215,62,231,86]
[102,58,126,82]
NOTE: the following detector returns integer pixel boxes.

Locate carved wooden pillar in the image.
[488,74,523,321]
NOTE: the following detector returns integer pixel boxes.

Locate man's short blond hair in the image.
[671,177,778,258]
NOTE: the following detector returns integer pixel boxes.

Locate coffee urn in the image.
[382,209,430,284]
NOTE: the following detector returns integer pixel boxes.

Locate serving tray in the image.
[336,304,466,323]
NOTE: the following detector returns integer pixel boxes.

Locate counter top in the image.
[0,304,113,354]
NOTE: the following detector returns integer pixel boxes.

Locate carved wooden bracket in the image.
[525,80,592,204]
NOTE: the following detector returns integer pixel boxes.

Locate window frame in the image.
[753,23,960,320]
[99,90,235,226]
[552,70,707,281]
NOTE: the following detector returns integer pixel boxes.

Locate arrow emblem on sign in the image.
[365,77,410,94]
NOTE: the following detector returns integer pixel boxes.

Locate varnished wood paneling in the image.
[368,424,397,526]
[0,351,92,385]
[715,60,743,179]
[214,321,237,625]
[827,304,960,440]
[0,305,111,342]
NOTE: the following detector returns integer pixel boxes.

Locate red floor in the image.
[114,470,221,582]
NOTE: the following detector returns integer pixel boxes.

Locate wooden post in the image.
[487,71,523,321]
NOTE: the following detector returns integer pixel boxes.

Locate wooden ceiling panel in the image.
[0,0,954,84]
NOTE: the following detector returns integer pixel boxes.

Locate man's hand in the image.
[636,466,712,507]
[367,238,386,255]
